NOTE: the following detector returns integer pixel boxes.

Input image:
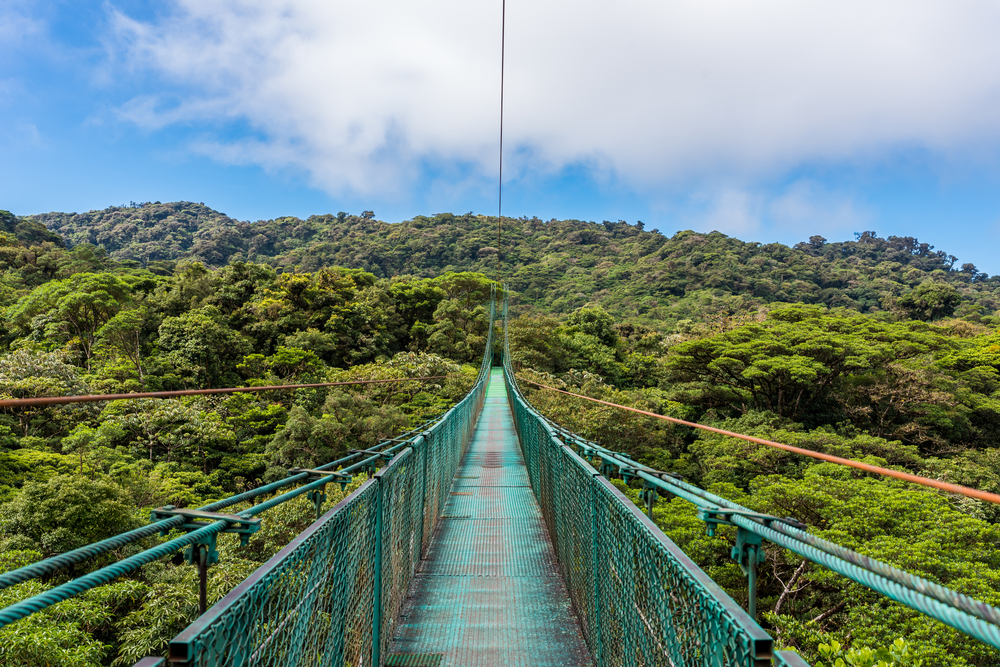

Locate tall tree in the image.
[8,273,138,368]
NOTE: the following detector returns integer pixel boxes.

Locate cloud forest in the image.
[0,203,999,665]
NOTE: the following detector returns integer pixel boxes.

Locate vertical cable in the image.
[497,0,506,281]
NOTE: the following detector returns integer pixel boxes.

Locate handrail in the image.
[0,292,497,642]
[161,287,498,667]
[500,289,777,667]
[503,295,1000,654]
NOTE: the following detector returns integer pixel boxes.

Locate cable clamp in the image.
[348,448,397,460]
[289,467,353,481]
[149,506,262,562]
[697,507,806,537]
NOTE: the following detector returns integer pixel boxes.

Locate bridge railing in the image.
[500,293,778,667]
[159,292,497,667]
[502,290,1000,664]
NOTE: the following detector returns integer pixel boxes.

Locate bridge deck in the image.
[387,368,593,667]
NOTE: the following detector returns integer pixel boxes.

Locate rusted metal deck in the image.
[387,368,593,667]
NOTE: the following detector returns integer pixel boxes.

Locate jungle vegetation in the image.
[0,204,998,665]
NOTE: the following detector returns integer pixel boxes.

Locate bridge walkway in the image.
[387,368,593,667]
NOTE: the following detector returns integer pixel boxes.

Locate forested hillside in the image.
[1,203,999,665]
[25,202,1000,327]
[0,214,497,663]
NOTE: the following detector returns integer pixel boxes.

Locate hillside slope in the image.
[23,203,1000,326]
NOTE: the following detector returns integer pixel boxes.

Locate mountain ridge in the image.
[19,201,1000,326]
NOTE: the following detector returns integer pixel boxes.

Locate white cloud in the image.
[0,0,43,48]
[107,0,1000,198]
[690,189,763,236]
[767,181,869,233]
[682,181,869,238]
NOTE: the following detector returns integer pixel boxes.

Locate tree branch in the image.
[810,600,846,625]
[773,560,808,616]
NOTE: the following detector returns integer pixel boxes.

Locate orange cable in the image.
[519,377,1000,506]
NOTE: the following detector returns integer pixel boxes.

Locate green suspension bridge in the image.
[2,288,1000,667]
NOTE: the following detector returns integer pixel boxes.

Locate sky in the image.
[4,0,1000,272]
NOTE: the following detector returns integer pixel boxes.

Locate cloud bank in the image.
[109,0,1000,201]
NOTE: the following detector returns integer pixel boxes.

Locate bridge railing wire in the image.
[0,377,450,593]
[0,406,449,634]
[539,413,1000,641]
[161,288,497,667]
[506,311,1000,653]
[500,291,776,667]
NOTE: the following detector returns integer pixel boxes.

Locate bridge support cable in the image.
[502,294,1000,654]
[0,410,441,597]
[0,412,439,630]
[500,290,776,667]
[153,289,497,667]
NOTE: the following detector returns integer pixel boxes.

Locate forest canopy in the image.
[0,203,999,665]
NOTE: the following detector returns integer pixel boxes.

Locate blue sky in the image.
[4,1,1000,273]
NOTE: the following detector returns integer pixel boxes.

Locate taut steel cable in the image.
[497,0,506,281]
[519,377,1000,506]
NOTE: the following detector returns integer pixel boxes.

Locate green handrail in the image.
[500,290,778,667]
[502,287,1000,661]
[161,290,498,667]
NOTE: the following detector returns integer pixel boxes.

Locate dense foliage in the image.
[1,203,999,664]
[0,220,495,662]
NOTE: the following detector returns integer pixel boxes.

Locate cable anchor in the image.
[697,507,806,620]
[289,467,354,512]
[149,506,262,615]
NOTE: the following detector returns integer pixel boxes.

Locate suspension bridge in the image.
[1,290,1000,667]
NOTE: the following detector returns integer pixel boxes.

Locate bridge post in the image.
[589,474,604,667]
[372,476,384,667]
[197,545,208,616]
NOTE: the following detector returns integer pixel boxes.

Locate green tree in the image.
[664,306,940,421]
[426,299,488,362]
[100,398,235,471]
[264,391,409,480]
[0,350,90,438]
[96,308,150,389]
[156,307,253,388]
[1,475,139,555]
[8,273,138,368]
[566,305,619,348]
[896,282,962,322]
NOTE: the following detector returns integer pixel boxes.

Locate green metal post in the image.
[307,485,326,521]
[419,436,429,557]
[732,527,764,621]
[372,478,384,667]
[589,475,604,667]
[197,545,208,616]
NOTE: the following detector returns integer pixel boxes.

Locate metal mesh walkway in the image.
[387,368,594,667]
